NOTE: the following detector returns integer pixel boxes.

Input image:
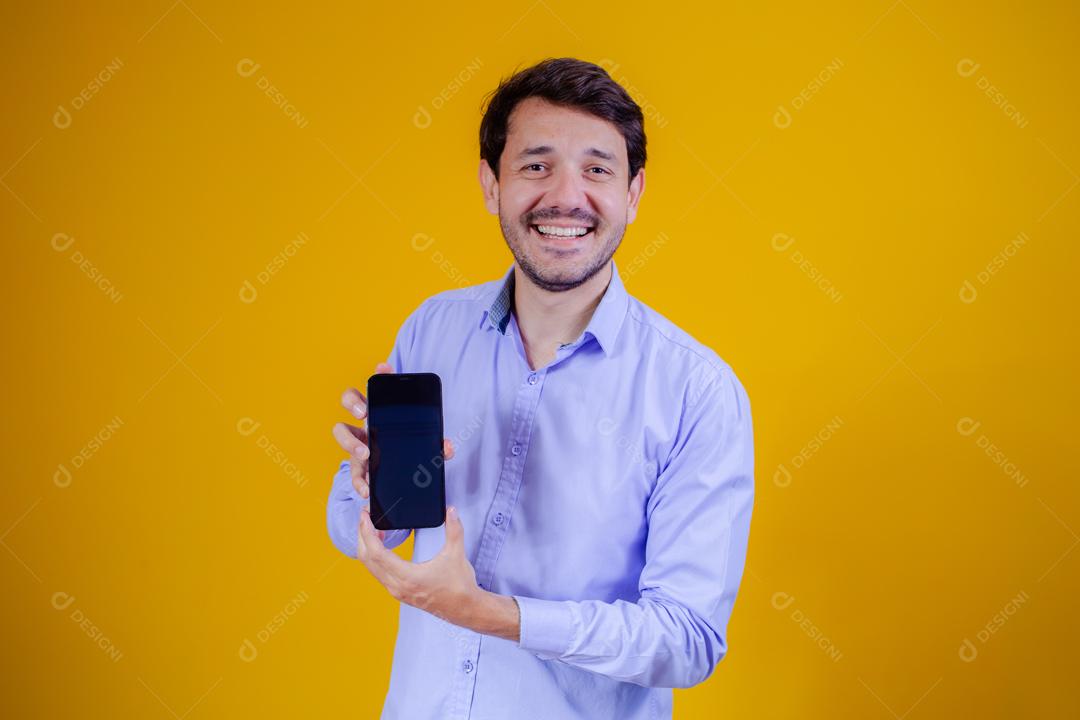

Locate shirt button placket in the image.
[454,637,481,718]
[472,368,543,623]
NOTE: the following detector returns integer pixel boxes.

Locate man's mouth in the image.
[530,224,595,239]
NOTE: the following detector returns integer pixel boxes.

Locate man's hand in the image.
[332,361,455,542]
[357,505,521,641]
[335,362,519,641]
[358,505,475,620]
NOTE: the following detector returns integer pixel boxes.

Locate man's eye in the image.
[524,163,545,172]
[588,167,611,175]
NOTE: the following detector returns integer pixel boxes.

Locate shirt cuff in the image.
[330,460,411,553]
[513,595,576,660]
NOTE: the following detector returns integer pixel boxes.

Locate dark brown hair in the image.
[479,57,647,186]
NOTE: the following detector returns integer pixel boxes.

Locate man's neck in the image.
[513,261,612,371]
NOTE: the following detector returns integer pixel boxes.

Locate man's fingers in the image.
[356,507,368,558]
[439,506,465,556]
[360,510,410,573]
[351,455,369,498]
[341,388,368,420]
[344,362,395,421]
[350,365,428,501]
[357,509,385,557]
[332,422,368,455]
[363,509,385,543]
[351,463,366,492]
[443,438,455,461]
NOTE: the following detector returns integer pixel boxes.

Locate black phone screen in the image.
[366,372,446,530]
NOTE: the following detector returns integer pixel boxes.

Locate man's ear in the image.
[478,159,499,215]
[625,168,645,225]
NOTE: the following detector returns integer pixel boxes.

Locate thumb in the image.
[443,506,465,554]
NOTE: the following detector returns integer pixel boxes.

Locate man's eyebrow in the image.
[515,145,617,161]
[517,145,555,158]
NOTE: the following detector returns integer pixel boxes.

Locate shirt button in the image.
[463,660,474,674]
[528,373,538,385]
[511,444,521,456]
[493,512,504,526]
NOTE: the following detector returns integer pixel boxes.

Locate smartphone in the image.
[366,372,446,530]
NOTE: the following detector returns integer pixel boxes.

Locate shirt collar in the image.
[480,259,629,357]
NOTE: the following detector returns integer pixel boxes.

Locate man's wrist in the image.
[461,589,521,643]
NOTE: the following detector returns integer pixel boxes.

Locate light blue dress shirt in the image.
[326,258,754,719]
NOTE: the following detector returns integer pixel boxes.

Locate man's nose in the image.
[542,167,589,215]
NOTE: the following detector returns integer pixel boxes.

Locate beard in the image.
[499,204,625,293]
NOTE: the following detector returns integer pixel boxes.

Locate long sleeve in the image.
[326,459,411,555]
[511,366,755,688]
[325,301,427,557]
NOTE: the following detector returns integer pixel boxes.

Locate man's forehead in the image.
[505,97,626,160]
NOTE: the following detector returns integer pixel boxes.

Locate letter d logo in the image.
[959,279,978,304]
[773,464,792,488]
[51,233,75,252]
[412,105,432,130]
[239,279,258,304]
[51,592,76,611]
[956,417,981,437]
[238,638,259,662]
[956,59,980,78]
[54,463,72,488]
[236,59,261,78]
[773,105,792,129]
[53,105,72,129]
[236,417,261,437]
[771,591,795,610]
[410,232,434,251]
[413,465,432,488]
[771,233,795,252]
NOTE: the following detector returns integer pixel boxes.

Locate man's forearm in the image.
[461,590,521,643]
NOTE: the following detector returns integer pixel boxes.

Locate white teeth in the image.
[535,225,590,237]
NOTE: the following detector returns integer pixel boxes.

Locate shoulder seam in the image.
[418,284,498,307]
[422,295,486,304]
[626,304,729,377]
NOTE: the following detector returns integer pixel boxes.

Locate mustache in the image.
[524,209,599,226]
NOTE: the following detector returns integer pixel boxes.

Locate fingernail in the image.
[353,403,365,416]
[448,506,456,516]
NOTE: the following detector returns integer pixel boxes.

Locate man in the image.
[327,57,754,719]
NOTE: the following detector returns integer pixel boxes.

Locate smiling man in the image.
[327,57,755,720]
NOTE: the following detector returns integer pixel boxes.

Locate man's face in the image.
[479,97,645,292]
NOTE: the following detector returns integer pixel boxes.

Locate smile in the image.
[530,224,594,238]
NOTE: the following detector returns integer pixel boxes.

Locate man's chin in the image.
[518,256,606,293]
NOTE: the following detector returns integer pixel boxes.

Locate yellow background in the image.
[2,1,1078,717]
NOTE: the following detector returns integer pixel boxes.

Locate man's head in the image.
[478,58,646,292]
